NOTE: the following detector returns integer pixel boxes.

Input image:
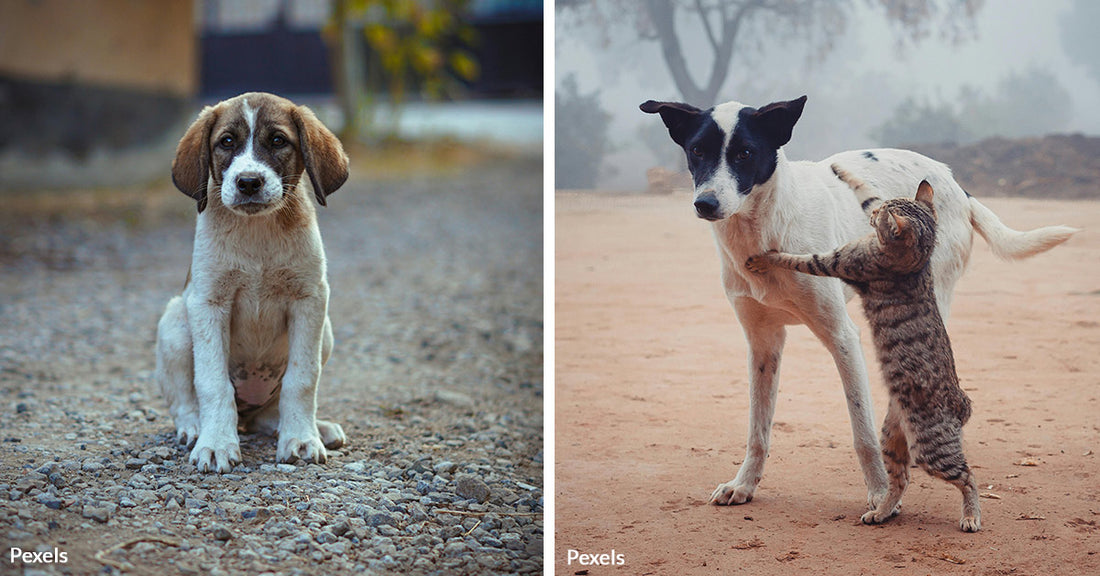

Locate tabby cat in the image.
[745,178,981,532]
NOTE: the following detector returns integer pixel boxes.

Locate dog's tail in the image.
[830,163,881,214]
[968,197,1078,260]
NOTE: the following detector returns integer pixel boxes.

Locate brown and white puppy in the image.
[156,92,349,473]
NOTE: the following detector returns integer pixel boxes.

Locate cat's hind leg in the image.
[862,403,908,525]
[913,423,981,532]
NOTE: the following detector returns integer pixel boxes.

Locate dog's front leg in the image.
[186,296,241,473]
[711,297,786,505]
[276,286,330,464]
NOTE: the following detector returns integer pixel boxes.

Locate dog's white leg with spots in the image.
[711,297,786,505]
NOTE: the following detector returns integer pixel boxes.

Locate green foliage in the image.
[872,67,1073,147]
[555,74,612,189]
[356,0,479,103]
[331,0,479,140]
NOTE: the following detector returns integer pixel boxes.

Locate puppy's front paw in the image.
[710,481,755,506]
[744,253,773,274]
[278,433,328,464]
[174,411,200,447]
[189,431,241,473]
[316,420,347,450]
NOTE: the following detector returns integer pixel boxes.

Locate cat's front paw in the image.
[860,507,900,525]
[745,254,773,274]
[959,515,981,532]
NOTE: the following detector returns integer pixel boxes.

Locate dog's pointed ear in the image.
[293,105,349,206]
[752,95,807,149]
[640,100,703,147]
[172,106,217,212]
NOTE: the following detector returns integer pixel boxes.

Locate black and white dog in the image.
[642,95,1076,509]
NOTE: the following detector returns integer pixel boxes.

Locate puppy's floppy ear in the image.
[640,100,703,147]
[172,106,217,212]
[752,95,807,149]
[293,105,349,206]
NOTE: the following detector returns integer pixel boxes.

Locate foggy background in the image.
[555,0,1100,191]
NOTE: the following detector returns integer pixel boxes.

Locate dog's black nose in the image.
[237,176,264,196]
[694,193,720,219]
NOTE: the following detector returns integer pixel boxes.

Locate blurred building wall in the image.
[0,0,195,94]
[0,0,196,163]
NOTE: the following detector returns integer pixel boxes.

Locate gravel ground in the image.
[0,153,543,575]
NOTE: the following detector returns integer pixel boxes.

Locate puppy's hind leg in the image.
[155,296,200,446]
[711,298,785,506]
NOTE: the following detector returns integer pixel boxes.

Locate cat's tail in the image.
[831,163,881,213]
[968,197,1078,260]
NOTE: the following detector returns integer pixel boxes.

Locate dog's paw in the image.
[189,431,241,473]
[277,433,328,464]
[316,420,347,450]
[710,481,755,506]
[959,514,981,532]
[744,254,772,274]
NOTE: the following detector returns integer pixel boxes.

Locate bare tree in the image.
[561,0,985,106]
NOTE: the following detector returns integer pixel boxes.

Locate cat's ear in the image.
[915,180,934,208]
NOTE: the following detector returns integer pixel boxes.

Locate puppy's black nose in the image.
[237,176,263,196]
[694,192,720,219]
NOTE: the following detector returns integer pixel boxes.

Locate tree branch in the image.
[693,0,720,52]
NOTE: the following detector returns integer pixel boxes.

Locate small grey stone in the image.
[81,461,104,473]
[36,494,64,510]
[343,461,367,474]
[330,520,350,537]
[275,464,296,473]
[443,541,468,557]
[454,475,491,503]
[211,526,232,541]
[126,458,148,470]
[432,461,457,475]
[367,512,394,527]
[433,389,474,407]
[316,531,337,544]
[82,506,110,523]
[500,532,524,550]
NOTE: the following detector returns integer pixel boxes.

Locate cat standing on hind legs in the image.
[746,179,981,532]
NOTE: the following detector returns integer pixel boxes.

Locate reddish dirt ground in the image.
[555,192,1099,575]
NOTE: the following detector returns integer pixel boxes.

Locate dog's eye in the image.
[736,148,752,162]
[690,145,703,158]
[218,135,235,149]
[271,134,287,148]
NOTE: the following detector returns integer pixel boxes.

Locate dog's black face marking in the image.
[726,106,782,195]
[863,151,878,162]
[682,115,723,189]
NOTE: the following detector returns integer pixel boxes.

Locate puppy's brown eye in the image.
[271,134,287,148]
[219,135,235,149]
[736,149,752,161]
[691,145,703,157]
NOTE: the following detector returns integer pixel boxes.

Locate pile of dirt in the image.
[912,133,1100,199]
[644,134,1100,200]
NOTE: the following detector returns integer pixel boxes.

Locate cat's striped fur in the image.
[745,179,981,532]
